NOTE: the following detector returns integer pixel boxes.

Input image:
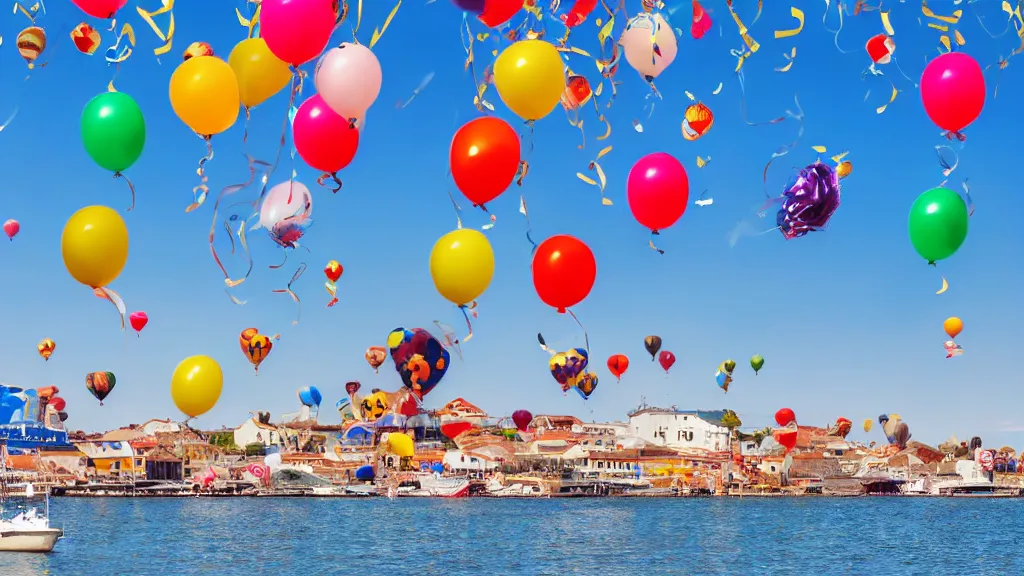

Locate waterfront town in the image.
[1,383,1022,499]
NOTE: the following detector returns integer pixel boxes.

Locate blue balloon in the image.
[431,463,445,474]
[715,370,728,389]
[355,465,375,481]
[297,386,323,407]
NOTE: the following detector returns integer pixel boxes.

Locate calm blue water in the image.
[0,497,1018,575]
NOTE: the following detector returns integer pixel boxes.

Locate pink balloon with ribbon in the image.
[70,0,126,18]
[260,0,338,66]
[292,94,360,180]
[627,152,690,232]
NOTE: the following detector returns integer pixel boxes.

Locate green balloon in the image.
[908,187,969,264]
[750,354,764,375]
[81,92,146,173]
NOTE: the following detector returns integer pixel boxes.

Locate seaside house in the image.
[580,422,629,437]
[434,398,489,424]
[531,415,584,433]
[75,440,140,479]
[233,417,285,450]
[627,407,731,452]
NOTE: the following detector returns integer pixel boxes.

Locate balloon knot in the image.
[557,307,567,314]
[928,261,937,267]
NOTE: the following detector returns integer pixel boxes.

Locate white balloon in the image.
[258,180,312,230]
[264,452,282,470]
[618,13,678,80]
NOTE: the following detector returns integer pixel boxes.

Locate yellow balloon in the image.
[170,355,224,418]
[169,56,240,136]
[429,228,495,306]
[228,38,292,109]
[61,206,128,288]
[387,432,415,458]
[493,40,565,121]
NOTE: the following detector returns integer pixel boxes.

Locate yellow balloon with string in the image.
[493,39,565,121]
[228,38,292,109]
[171,355,224,419]
[61,205,128,288]
[429,229,495,307]
[169,55,240,136]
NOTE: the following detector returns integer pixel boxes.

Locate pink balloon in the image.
[129,311,149,335]
[3,219,19,240]
[70,0,126,18]
[626,152,690,232]
[920,52,985,133]
[293,94,360,173]
[315,44,383,119]
[260,0,338,66]
[259,181,313,230]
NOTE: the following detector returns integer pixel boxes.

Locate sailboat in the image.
[0,442,63,552]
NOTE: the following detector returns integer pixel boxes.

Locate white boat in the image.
[0,483,63,553]
[929,461,997,495]
[0,507,63,552]
[397,473,470,498]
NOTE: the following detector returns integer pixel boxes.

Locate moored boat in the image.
[396,473,470,498]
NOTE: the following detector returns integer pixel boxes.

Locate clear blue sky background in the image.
[1,1,1021,446]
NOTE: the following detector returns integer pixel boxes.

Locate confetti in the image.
[368,0,402,49]
[712,82,723,95]
[876,81,898,114]
[136,0,175,57]
[881,10,895,35]
[104,22,135,64]
[775,7,805,39]
[576,145,613,205]
[936,276,949,295]
[726,0,760,72]
[696,156,711,168]
[811,145,827,153]
[774,47,797,72]
[632,119,643,132]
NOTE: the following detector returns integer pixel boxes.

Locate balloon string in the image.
[114,171,136,212]
[648,230,664,254]
[446,190,465,229]
[459,302,478,345]
[254,70,305,212]
[567,308,590,356]
[272,262,307,326]
[93,286,126,330]
[208,107,268,290]
[519,196,537,253]
[317,172,343,193]
[186,135,215,212]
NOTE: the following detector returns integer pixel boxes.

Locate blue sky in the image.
[1,1,1022,446]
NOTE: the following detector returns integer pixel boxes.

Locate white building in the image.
[627,408,731,452]
[580,422,629,437]
[233,417,283,448]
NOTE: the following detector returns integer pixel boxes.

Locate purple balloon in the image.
[776,162,841,240]
[453,0,485,12]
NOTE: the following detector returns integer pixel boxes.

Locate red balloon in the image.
[440,421,473,439]
[48,397,67,412]
[293,94,360,174]
[479,0,523,27]
[658,350,676,373]
[512,409,532,432]
[129,311,149,335]
[920,52,985,133]
[773,429,797,452]
[532,235,596,313]
[774,408,796,427]
[627,152,690,232]
[607,354,629,381]
[450,117,520,207]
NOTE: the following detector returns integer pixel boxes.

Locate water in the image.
[1,497,1019,575]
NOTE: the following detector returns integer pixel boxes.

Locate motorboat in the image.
[0,484,63,553]
[397,473,470,498]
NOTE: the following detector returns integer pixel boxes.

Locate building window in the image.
[135,458,143,467]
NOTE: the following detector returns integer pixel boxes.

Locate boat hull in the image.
[0,528,62,552]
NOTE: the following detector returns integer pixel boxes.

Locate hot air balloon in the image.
[575,373,598,400]
[37,338,55,361]
[325,259,343,307]
[549,348,589,392]
[85,371,116,405]
[715,359,736,393]
[129,311,148,336]
[48,396,67,412]
[863,419,873,432]
[607,354,629,381]
[750,354,764,375]
[70,22,101,55]
[773,428,797,453]
[681,101,714,141]
[658,351,676,374]
[865,33,895,66]
[644,335,662,360]
[3,219,19,240]
[183,41,214,61]
[512,409,532,432]
[239,328,274,374]
[359,389,390,421]
[560,74,593,110]
[365,346,387,373]
[16,26,46,67]
[441,421,473,440]
[775,408,796,427]
[386,327,450,398]
[944,317,963,339]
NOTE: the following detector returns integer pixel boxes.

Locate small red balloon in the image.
[512,409,532,432]
[450,117,520,207]
[479,0,523,27]
[531,234,597,313]
[293,94,360,174]
[920,52,985,134]
[3,219,19,240]
[773,428,798,452]
[607,354,629,381]
[440,420,473,439]
[49,396,67,412]
[774,407,796,427]
[658,350,675,373]
[129,311,149,335]
[627,152,690,232]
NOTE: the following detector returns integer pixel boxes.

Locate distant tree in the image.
[244,443,265,457]
[721,410,742,430]
[208,432,240,451]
